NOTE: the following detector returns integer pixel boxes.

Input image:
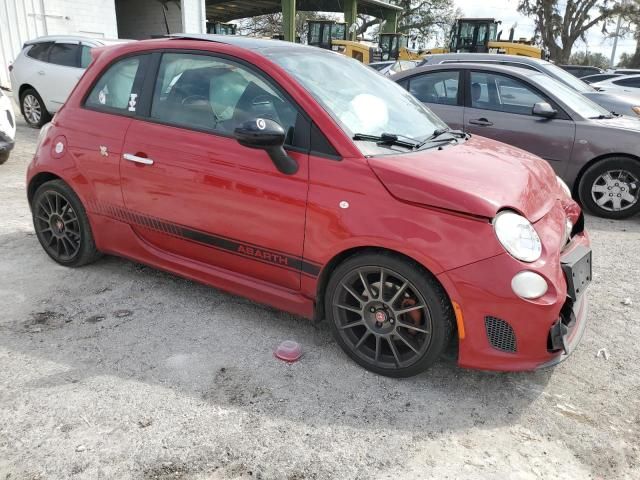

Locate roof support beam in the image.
[281,0,296,41]
[344,0,357,41]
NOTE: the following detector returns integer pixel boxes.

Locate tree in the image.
[518,0,639,63]
[357,0,461,49]
[568,50,610,68]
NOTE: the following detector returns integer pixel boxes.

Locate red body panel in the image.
[26,38,591,372]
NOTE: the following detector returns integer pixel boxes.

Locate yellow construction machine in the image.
[306,20,382,64]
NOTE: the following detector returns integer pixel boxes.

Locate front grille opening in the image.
[485,316,517,353]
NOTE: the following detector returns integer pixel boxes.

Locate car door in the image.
[42,41,85,111]
[65,54,149,214]
[464,70,576,173]
[119,52,310,290]
[399,69,464,130]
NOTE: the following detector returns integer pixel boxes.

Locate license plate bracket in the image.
[561,246,592,301]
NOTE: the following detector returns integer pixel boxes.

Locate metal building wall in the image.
[0,0,47,88]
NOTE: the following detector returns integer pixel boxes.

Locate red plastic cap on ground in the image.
[274,340,302,362]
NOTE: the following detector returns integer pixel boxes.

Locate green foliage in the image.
[568,51,610,69]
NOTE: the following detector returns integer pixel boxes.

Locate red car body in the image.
[27,36,591,372]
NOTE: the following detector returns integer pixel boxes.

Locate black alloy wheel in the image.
[326,252,454,377]
[32,180,101,267]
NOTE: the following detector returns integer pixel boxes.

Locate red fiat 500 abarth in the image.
[27,35,591,377]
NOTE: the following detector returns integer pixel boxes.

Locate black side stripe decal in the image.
[90,202,321,277]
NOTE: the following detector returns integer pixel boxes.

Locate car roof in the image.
[24,35,129,46]
[421,53,549,66]
[394,61,543,80]
[168,33,314,53]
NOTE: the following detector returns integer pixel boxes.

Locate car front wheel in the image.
[21,88,51,128]
[578,157,640,219]
[325,252,454,377]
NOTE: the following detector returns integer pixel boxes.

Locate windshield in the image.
[267,49,448,155]
[542,62,596,94]
[531,73,611,119]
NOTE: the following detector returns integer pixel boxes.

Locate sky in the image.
[454,0,637,63]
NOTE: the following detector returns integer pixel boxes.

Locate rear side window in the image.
[85,56,145,113]
[48,43,80,67]
[26,42,52,61]
[408,71,460,105]
[150,53,299,143]
[80,45,93,68]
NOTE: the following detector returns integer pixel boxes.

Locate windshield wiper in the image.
[353,132,421,150]
[415,127,469,150]
[589,114,614,119]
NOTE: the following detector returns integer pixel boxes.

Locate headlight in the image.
[557,176,571,198]
[493,211,542,263]
[632,106,640,116]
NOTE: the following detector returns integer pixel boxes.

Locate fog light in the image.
[511,271,548,299]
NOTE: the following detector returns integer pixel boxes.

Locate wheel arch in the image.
[572,152,640,197]
[28,172,63,204]
[18,83,36,101]
[314,245,453,323]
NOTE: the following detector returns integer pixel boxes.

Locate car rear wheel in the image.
[325,252,454,377]
[21,88,51,128]
[31,180,102,267]
[578,157,640,219]
[0,152,8,165]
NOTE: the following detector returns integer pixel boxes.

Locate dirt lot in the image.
[0,111,639,480]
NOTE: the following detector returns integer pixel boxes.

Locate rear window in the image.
[48,43,80,67]
[26,42,52,61]
[613,77,640,88]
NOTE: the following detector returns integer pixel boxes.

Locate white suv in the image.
[0,88,16,164]
[9,36,128,128]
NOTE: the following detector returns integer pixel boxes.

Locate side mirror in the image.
[234,118,299,175]
[532,102,557,118]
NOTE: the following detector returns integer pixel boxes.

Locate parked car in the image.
[614,68,640,75]
[560,65,604,78]
[581,73,623,84]
[418,53,640,118]
[394,63,640,219]
[369,60,418,76]
[590,74,640,95]
[0,88,16,164]
[27,35,591,376]
[9,35,128,128]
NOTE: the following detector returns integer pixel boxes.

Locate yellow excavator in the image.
[379,18,545,61]
[306,20,382,64]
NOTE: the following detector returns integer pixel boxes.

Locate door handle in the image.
[123,153,154,165]
[38,70,45,75]
[469,118,493,126]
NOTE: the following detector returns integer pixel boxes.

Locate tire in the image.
[578,157,640,219]
[0,151,8,165]
[31,180,102,267]
[20,88,51,128]
[325,252,454,378]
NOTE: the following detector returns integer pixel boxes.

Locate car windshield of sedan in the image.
[531,73,612,119]
[267,49,449,155]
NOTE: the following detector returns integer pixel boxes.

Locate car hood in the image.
[591,114,640,130]
[367,136,558,222]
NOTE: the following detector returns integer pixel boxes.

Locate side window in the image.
[470,71,546,115]
[150,53,299,145]
[613,77,640,88]
[26,42,52,62]
[48,43,80,68]
[408,71,460,105]
[80,45,93,69]
[85,56,144,113]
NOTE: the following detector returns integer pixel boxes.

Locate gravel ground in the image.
[0,110,639,480]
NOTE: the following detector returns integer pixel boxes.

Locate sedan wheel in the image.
[579,157,640,219]
[326,253,454,377]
